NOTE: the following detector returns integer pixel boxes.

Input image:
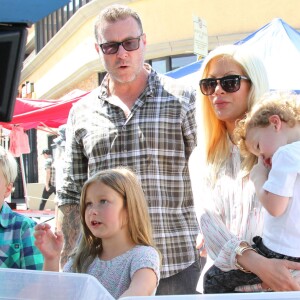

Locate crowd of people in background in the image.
[1,3,300,299]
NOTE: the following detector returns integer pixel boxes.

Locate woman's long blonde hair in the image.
[71,167,156,273]
[198,45,269,182]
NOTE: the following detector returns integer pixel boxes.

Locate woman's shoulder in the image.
[189,146,207,183]
[189,145,206,164]
[189,146,200,163]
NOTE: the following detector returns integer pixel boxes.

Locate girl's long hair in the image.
[71,167,157,273]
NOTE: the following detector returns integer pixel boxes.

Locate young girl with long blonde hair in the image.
[35,167,160,299]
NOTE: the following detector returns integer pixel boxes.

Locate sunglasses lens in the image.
[122,38,140,51]
[221,76,240,93]
[101,43,119,54]
[100,36,141,54]
[199,75,242,95]
[199,79,217,95]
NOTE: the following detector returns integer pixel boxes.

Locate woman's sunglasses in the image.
[199,75,250,95]
[99,34,143,55]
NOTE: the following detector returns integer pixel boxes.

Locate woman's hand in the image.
[258,258,300,291]
[239,249,300,291]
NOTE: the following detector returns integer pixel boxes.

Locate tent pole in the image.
[19,154,28,209]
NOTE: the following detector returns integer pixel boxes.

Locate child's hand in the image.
[34,223,64,260]
[250,156,269,185]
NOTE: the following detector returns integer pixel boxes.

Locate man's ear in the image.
[141,33,147,46]
[95,43,100,54]
[4,183,13,198]
[269,115,282,131]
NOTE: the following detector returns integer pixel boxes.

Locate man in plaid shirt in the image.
[0,146,43,269]
[58,4,201,294]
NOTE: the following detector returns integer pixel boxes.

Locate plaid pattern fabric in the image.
[58,65,199,278]
[0,202,44,269]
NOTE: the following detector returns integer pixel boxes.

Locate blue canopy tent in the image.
[166,18,300,94]
[0,0,70,25]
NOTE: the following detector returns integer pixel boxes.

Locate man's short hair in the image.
[94,4,143,43]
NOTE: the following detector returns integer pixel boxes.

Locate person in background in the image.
[189,44,300,293]
[0,146,43,269]
[35,167,160,299]
[57,4,200,294]
[52,125,67,232]
[39,149,56,210]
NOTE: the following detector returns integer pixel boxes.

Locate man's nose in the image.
[116,43,129,58]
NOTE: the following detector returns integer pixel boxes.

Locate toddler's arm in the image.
[250,157,289,216]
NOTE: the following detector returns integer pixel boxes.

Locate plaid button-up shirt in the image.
[0,202,44,269]
[59,65,199,278]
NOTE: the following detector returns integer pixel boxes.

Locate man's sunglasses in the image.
[199,75,250,95]
[99,34,143,55]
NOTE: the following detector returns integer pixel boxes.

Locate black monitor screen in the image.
[0,24,27,122]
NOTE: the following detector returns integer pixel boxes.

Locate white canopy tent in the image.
[166,18,300,94]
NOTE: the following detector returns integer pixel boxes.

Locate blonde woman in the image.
[189,44,300,292]
[35,167,160,299]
